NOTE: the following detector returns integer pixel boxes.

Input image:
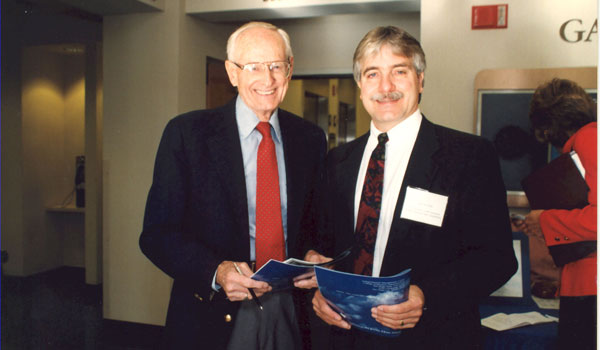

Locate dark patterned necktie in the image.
[255,122,285,269]
[353,132,388,276]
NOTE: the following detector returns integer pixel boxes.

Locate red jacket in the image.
[540,122,597,297]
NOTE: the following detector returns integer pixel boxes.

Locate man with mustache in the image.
[301,26,517,349]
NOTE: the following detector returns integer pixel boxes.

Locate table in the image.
[480,303,559,349]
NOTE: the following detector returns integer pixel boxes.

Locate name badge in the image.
[400,186,448,227]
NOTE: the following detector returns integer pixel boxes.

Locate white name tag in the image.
[400,186,448,227]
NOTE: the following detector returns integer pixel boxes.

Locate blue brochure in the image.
[315,266,411,337]
[251,259,315,291]
[251,249,352,291]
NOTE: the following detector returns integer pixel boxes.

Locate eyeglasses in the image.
[231,61,291,78]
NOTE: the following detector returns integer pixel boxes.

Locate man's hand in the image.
[294,250,332,289]
[312,290,351,330]
[216,261,271,301]
[522,210,544,239]
[371,285,425,330]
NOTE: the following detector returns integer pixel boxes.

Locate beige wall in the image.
[178,9,234,113]
[280,80,305,116]
[20,47,86,274]
[62,54,86,268]
[420,0,598,133]
[85,42,104,284]
[22,47,64,274]
[355,92,370,137]
[103,4,178,326]
[102,0,236,325]
[338,78,356,106]
[304,79,330,97]
[280,12,420,75]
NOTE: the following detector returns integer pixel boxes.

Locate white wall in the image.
[103,2,180,326]
[102,0,235,325]
[280,12,420,75]
[420,0,598,133]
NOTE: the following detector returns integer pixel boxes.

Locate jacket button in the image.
[194,293,203,302]
[225,314,232,322]
[554,237,561,241]
[564,236,570,241]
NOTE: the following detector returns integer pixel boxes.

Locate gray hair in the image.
[353,26,426,83]
[226,22,293,62]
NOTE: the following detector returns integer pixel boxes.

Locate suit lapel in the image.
[337,134,368,209]
[398,117,441,194]
[335,134,369,249]
[279,112,300,248]
[381,117,442,275]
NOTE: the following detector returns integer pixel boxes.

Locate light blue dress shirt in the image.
[235,96,288,261]
[213,97,289,290]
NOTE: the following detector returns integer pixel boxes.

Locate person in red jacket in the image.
[516,78,597,350]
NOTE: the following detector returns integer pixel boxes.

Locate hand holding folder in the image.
[521,151,595,266]
[521,151,589,210]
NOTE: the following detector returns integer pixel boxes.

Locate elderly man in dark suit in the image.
[302,26,517,349]
[140,22,327,349]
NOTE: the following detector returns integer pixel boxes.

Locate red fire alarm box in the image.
[472,4,508,29]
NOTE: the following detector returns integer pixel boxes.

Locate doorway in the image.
[204,68,361,149]
[1,1,103,284]
[206,57,237,109]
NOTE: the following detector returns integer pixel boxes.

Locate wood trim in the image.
[474,67,597,132]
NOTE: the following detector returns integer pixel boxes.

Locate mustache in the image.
[370,91,403,102]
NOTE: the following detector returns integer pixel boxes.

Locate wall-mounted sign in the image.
[559,18,597,43]
[471,4,508,30]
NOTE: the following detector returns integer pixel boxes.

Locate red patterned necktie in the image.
[353,132,388,276]
[255,122,285,269]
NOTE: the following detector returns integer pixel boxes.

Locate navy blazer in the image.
[320,116,517,349]
[140,98,327,349]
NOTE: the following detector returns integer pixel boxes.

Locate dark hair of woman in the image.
[529,78,597,149]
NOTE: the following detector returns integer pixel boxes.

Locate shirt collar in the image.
[368,109,422,144]
[235,95,282,144]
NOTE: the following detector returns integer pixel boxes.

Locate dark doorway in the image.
[206,57,237,109]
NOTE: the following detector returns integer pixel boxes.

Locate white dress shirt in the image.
[354,110,422,277]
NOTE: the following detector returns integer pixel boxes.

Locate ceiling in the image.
[19,0,419,21]
[57,0,163,15]
[186,0,421,23]
[14,0,162,18]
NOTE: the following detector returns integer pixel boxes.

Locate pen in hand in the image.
[233,262,263,310]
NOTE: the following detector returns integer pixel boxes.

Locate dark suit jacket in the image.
[319,116,517,349]
[139,98,327,349]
